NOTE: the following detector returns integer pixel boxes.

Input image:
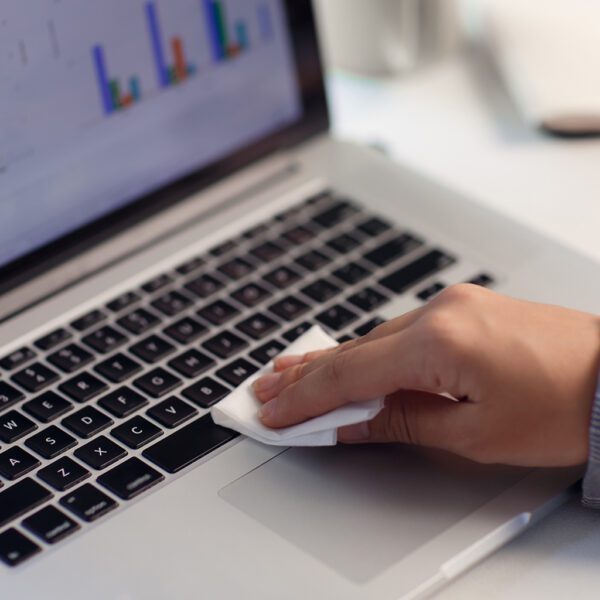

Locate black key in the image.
[134,368,182,398]
[282,225,316,245]
[183,377,230,408]
[295,249,332,271]
[0,411,37,443]
[236,314,280,340]
[97,457,164,500]
[82,325,127,354]
[34,328,71,351]
[202,331,248,359]
[23,391,72,424]
[218,257,255,281]
[143,415,239,474]
[197,299,239,326]
[305,190,333,206]
[112,415,163,450]
[468,273,495,287]
[316,305,359,331]
[0,381,25,412]
[25,425,77,459]
[216,359,259,387]
[163,316,208,345]
[71,309,107,332]
[333,262,371,285]
[301,279,341,303]
[141,273,173,294]
[326,232,361,254]
[62,406,113,439]
[417,281,446,301]
[250,240,285,263]
[283,321,312,342]
[242,223,269,239]
[95,353,142,383]
[0,347,36,372]
[347,287,389,312]
[175,256,205,275]
[106,291,141,313]
[337,335,354,343]
[0,478,52,529]
[151,290,193,316]
[357,217,392,237]
[312,201,359,228]
[269,296,310,322]
[184,273,224,299]
[60,483,118,522]
[59,372,108,403]
[38,456,90,491]
[98,387,148,418]
[210,239,237,257]
[75,436,126,470]
[12,363,59,393]
[147,397,198,429]
[129,335,175,364]
[47,344,94,373]
[0,528,40,567]
[364,234,423,267]
[250,340,286,365]
[263,266,301,290]
[380,250,456,294]
[117,308,161,335]
[0,447,40,480]
[168,350,215,378]
[232,283,271,307]
[354,317,386,337]
[23,505,79,545]
[274,205,302,222]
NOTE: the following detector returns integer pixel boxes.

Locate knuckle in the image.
[433,283,485,308]
[418,311,462,356]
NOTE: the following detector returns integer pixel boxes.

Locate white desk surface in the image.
[327,54,600,599]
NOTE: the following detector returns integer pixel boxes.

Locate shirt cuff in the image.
[582,368,600,508]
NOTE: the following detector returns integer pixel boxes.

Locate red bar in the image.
[121,94,134,107]
[227,44,241,58]
[172,37,187,82]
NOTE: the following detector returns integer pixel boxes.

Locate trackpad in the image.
[219,444,529,583]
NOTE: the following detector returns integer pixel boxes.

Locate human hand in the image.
[252,285,600,466]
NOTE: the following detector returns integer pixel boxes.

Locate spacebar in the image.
[142,415,239,474]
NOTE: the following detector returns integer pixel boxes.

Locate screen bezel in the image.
[0,0,328,295]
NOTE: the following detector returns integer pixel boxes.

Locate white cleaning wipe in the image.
[211,325,384,446]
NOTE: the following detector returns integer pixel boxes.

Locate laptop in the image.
[1,2,597,598]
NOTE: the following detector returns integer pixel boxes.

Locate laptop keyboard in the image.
[0,190,495,567]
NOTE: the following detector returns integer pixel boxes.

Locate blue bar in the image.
[92,45,113,114]
[130,76,141,102]
[146,2,169,87]
[203,0,222,61]
[257,4,273,41]
[236,21,248,50]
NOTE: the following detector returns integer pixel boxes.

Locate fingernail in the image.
[259,399,277,421]
[253,373,282,393]
[274,355,304,370]
[337,422,369,443]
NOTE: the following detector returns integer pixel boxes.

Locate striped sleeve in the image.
[582,370,600,508]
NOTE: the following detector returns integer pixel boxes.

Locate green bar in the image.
[214,1,229,57]
[109,79,121,109]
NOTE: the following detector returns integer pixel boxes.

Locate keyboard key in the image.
[25,425,77,459]
[168,350,215,378]
[129,335,176,364]
[98,387,148,418]
[263,266,302,289]
[468,273,495,287]
[282,225,316,245]
[147,397,197,429]
[0,347,36,371]
[202,331,248,359]
[316,305,359,331]
[182,377,230,408]
[333,262,371,285]
[62,406,113,439]
[94,353,142,383]
[38,456,90,491]
[0,478,52,529]
[216,359,259,387]
[23,505,79,545]
[250,240,285,263]
[218,257,255,281]
[12,363,59,393]
[97,457,164,500]
[301,279,341,303]
[82,325,128,354]
[268,296,310,322]
[236,314,280,340]
[141,273,173,294]
[71,309,106,332]
[210,240,237,257]
[347,287,389,312]
[250,340,286,365]
[326,232,361,254]
[47,344,94,373]
[337,335,354,344]
[111,414,162,450]
[380,250,456,294]
[232,283,271,307]
[23,391,72,423]
[0,447,40,480]
[283,321,312,342]
[60,484,118,522]
[356,217,392,237]
[0,381,25,411]
[364,234,423,267]
[59,372,108,403]
[163,316,208,344]
[74,436,127,470]
[312,201,359,229]
[295,249,332,271]
[175,256,205,275]
[416,281,446,301]
[242,222,269,239]
[198,299,239,326]
[117,308,161,335]
[0,528,40,567]
[0,411,37,443]
[354,317,386,337]
[106,291,141,313]
[184,273,225,299]
[34,328,71,351]
[143,415,239,474]
[151,290,193,316]
[134,368,182,398]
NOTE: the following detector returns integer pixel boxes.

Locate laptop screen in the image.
[0,0,325,288]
